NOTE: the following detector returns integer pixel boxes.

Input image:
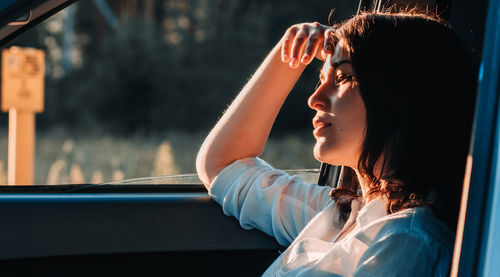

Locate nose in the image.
[308,83,330,111]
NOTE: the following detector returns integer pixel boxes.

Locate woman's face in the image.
[308,40,366,168]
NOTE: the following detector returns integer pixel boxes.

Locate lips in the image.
[313,117,332,137]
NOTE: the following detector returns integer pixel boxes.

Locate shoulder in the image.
[380,208,454,251]
[353,208,454,276]
[366,207,455,273]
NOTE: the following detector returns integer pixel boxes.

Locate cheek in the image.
[313,87,366,166]
[334,89,366,134]
[341,91,366,146]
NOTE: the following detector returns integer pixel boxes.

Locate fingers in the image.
[289,28,308,68]
[301,30,322,65]
[281,26,297,63]
[281,22,332,68]
[320,28,335,60]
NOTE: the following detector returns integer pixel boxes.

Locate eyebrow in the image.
[319,59,352,80]
[332,60,351,69]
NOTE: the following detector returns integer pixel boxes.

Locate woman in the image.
[196,10,476,276]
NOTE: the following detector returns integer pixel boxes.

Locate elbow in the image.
[196,149,213,190]
[196,137,225,189]
[196,146,232,190]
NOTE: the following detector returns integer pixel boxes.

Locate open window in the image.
[0,0,496,276]
[0,0,357,275]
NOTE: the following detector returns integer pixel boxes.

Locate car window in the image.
[0,0,359,186]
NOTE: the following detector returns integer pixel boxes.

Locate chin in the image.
[313,142,350,166]
[313,143,335,165]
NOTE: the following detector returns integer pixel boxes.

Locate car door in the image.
[0,0,494,276]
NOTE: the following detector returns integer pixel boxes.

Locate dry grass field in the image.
[0,129,320,185]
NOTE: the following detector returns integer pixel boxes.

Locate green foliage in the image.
[19,0,359,135]
[45,19,179,133]
[40,0,273,134]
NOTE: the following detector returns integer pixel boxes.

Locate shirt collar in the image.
[355,198,388,228]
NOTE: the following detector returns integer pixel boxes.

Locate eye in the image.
[335,74,353,85]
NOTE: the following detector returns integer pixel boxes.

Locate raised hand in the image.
[281,22,335,68]
[198,22,333,186]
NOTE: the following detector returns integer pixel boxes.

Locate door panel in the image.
[0,192,284,276]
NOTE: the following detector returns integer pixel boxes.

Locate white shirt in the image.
[209,157,454,276]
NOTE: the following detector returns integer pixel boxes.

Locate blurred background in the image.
[0,0,358,185]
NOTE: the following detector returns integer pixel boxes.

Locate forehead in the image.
[321,40,351,76]
[332,40,350,61]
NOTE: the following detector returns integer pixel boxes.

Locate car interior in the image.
[0,0,498,276]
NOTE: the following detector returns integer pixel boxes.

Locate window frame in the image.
[452,0,500,275]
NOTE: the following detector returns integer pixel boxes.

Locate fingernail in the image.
[301,54,310,64]
[290,58,298,67]
[282,54,290,62]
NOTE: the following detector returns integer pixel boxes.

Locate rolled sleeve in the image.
[209,157,332,246]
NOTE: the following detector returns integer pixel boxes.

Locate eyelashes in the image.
[335,74,353,84]
[315,74,354,90]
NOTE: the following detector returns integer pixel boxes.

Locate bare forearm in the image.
[196,39,306,186]
[196,22,333,187]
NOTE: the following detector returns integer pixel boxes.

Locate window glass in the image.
[0,0,358,185]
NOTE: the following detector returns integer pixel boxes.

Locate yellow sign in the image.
[1,47,45,112]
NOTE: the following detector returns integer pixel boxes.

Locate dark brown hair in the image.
[327,10,477,228]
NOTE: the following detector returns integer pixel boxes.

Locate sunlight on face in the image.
[308,40,366,168]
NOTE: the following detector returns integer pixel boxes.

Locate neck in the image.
[353,168,378,206]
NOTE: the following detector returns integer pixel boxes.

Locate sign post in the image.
[1,47,44,185]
